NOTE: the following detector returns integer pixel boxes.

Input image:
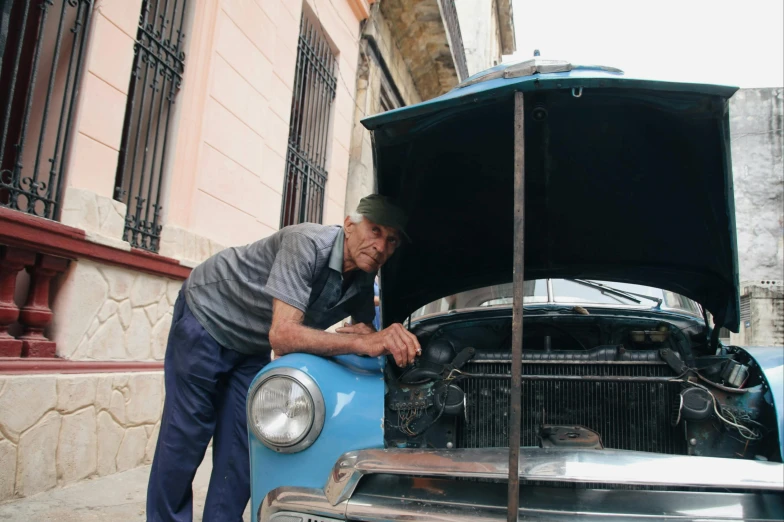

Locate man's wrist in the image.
[348,333,370,356]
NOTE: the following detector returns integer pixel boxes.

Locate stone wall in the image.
[729,88,784,282]
[0,372,163,502]
[51,260,182,361]
[363,6,422,106]
[379,0,460,100]
[731,283,784,347]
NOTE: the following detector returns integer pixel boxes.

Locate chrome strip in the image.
[260,487,347,522]
[324,448,784,506]
[263,483,784,522]
[346,476,784,521]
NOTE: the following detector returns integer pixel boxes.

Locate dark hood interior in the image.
[367,86,740,330]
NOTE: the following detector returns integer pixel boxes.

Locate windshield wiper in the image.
[570,279,663,307]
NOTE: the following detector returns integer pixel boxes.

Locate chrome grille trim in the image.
[324,448,784,506]
[262,483,784,522]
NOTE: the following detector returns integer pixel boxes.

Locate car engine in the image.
[384,310,781,465]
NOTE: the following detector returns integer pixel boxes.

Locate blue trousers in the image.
[146,291,269,521]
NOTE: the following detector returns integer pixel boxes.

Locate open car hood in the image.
[361,59,741,330]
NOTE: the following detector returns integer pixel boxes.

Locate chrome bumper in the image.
[260,448,784,522]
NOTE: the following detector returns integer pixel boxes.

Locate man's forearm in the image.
[269,320,366,357]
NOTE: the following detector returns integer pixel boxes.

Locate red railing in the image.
[0,205,191,361]
[0,246,69,357]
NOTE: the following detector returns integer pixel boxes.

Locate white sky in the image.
[505,0,784,88]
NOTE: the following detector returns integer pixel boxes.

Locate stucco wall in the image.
[455,0,502,77]
[1,0,370,501]
[729,88,784,282]
[46,0,369,363]
[62,0,364,254]
[345,5,423,214]
[61,0,143,201]
[176,0,363,248]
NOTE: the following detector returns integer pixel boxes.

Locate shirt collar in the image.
[328,227,345,275]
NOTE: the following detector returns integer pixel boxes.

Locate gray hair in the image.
[348,213,364,224]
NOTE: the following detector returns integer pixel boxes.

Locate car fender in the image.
[246,353,385,521]
[739,346,784,459]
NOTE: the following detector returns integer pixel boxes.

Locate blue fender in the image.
[740,347,784,459]
[247,354,386,521]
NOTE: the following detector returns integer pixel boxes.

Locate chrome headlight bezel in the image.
[247,367,325,453]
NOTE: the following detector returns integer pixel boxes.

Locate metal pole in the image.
[507,91,525,522]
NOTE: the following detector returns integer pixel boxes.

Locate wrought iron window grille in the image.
[114,0,188,253]
[0,0,94,221]
[379,83,399,114]
[280,15,337,228]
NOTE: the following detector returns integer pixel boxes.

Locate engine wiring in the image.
[395,368,463,437]
[391,337,763,445]
[672,392,684,426]
[681,380,763,440]
[695,370,748,394]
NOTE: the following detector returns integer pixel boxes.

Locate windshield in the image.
[410,279,702,319]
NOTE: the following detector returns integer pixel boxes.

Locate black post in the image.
[507,91,525,522]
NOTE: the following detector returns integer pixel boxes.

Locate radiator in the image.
[457,362,686,455]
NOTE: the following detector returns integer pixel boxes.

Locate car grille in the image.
[457,362,686,454]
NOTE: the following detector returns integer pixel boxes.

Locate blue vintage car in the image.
[246,58,784,521]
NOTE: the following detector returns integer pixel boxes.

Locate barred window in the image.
[280,15,337,228]
[0,0,93,220]
[114,0,189,252]
[379,84,397,113]
[740,295,751,323]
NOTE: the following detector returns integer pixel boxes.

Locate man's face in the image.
[344,216,401,273]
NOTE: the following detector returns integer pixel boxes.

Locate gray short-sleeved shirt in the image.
[184,223,376,355]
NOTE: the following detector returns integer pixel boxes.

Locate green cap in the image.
[355,194,411,243]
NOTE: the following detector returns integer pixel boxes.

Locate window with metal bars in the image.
[0,0,93,220]
[114,0,189,253]
[740,295,751,323]
[379,84,398,113]
[280,15,337,228]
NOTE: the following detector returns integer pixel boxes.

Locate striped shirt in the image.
[184,223,376,355]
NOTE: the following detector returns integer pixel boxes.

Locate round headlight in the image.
[248,368,325,453]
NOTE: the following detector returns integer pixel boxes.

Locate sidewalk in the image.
[0,449,250,521]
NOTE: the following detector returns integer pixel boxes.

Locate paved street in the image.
[0,449,250,521]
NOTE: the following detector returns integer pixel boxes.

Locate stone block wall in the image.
[51,260,183,361]
[0,372,163,502]
[731,283,784,347]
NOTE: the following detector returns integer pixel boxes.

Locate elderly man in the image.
[146,195,420,522]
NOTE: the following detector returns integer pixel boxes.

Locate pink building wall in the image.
[0,0,373,502]
[64,0,370,251]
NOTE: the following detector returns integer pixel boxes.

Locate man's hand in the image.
[360,323,421,367]
[336,323,375,335]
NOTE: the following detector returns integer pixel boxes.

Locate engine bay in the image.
[384,309,782,464]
